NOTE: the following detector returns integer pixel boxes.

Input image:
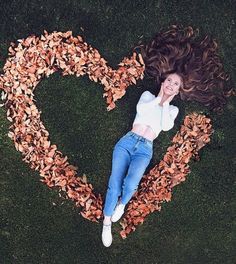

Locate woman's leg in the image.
[121,145,152,205]
[103,143,131,217]
[110,140,153,222]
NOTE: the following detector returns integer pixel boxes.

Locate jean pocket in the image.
[146,141,153,149]
[142,142,153,157]
[115,134,129,146]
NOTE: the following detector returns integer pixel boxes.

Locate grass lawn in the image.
[0,0,235,263]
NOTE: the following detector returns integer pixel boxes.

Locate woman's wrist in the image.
[163,101,170,107]
[155,96,162,104]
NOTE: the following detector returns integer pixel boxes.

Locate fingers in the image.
[161,83,164,92]
[166,93,176,103]
[158,84,164,98]
[160,83,164,97]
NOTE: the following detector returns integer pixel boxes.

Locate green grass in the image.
[0,0,236,263]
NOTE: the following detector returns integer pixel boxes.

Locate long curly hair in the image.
[137,25,234,113]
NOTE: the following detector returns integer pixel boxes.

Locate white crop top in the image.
[133,91,179,138]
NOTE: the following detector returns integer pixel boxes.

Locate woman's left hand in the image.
[163,93,177,104]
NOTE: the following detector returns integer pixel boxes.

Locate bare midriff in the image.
[131,124,157,142]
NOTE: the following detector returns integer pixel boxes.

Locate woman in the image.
[101,25,233,247]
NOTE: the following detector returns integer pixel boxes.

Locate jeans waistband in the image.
[125,131,153,145]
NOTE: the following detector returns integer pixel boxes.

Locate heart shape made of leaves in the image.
[0,31,213,239]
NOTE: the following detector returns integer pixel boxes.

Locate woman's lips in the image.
[166,86,173,91]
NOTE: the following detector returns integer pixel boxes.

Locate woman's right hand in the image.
[157,83,164,99]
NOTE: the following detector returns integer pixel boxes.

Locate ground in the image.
[0,1,235,263]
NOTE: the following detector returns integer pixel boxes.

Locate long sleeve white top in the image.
[132,91,179,138]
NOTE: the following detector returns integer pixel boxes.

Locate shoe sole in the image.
[102,237,112,247]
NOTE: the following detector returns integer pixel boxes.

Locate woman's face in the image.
[162,73,182,96]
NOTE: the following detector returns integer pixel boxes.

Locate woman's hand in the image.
[158,82,178,104]
[164,92,177,104]
[157,83,165,99]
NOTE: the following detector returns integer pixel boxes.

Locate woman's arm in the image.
[136,91,161,114]
[161,101,179,131]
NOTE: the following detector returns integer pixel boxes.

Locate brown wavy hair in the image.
[136,25,234,113]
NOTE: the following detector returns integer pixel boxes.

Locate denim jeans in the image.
[103,131,153,216]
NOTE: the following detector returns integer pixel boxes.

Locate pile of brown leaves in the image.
[0,31,144,222]
[119,112,213,238]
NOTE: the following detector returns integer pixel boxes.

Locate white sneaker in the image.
[111,203,125,222]
[102,223,112,247]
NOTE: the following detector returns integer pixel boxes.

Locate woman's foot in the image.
[102,216,112,247]
[111,202,125,222]
[102,223,112,247]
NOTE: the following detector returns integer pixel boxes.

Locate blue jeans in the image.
[103,131,153,216]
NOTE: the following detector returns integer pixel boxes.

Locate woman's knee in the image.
[122,182,138,194]
[107,184,122,197]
